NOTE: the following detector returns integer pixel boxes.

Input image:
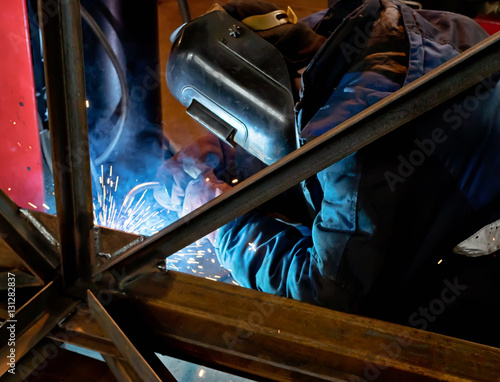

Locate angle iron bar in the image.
[101,354,145,382]
[38,0,95,286]
[0,189,58,281]
[0,279,79,376]
[0,339,62,382]
[120,271,500,381]
[87,291,177,382]
[101,32,500,283]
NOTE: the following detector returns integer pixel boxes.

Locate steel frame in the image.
[1,0,500,380]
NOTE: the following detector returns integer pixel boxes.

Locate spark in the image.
[28,202,37,209]
[13,122,16,125]
[198,369,205,378]
[92,166,232,282]
[42,203,50,210]
[437,259,443,265]
[248,242,257,252]
[232,179,239,184]
[92,166,166,237]
[205,177,210,182]
[7,188,11,191]
[86,100,90,108]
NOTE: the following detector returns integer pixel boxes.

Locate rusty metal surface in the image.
[0,339,62,382]
[0,208,141,274]
[101,32,500,283]
[0,279,79,376]
[0,189,59,280]
[49,305,123,359]
[102,354,143,382]
[0,270,43,291]
[87,290,177,381]
[119,271,500,382]
[13,214,497,381]
[38,0,95,287]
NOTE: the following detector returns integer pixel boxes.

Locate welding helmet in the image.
[166,3,301,165]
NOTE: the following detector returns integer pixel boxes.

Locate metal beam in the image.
[0,270,43,291]
[48,305,123,359]
[101,32,500,283]
[102,354,144,382]
[0,279,79,376]
[87,291,177,382]
[38,0,95,287]
[0,339,62,382]
[119,270,500,382]
[0,189,58,281]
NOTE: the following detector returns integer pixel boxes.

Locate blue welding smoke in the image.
[77,0,179,235]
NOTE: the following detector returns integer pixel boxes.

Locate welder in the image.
[157,0,500,344]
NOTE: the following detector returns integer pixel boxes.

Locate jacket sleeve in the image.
[215,210,361,312]
[215,152,375,313]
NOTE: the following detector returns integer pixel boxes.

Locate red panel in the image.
[475,15,500,36]
[0,0,45,210]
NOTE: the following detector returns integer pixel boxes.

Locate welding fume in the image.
[155,0,500,347]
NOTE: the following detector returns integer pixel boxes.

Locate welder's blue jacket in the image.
[215,0,500,314]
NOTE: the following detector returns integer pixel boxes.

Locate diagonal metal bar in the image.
[48,305,124,360]
[0,270,43,291]
[38,0,95,287]
[99,32,500,283]
[87,290,177,382]
[0,279,79,376]
[120,271,500,382]
[102,354,144,382]
[47,222,500,381]
[0,339,62,382]
[0,189,58,281]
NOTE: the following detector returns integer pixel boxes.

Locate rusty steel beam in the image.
[0,339,62,382]
[100,32,500,284]
[38,0,95,287]
[87,291,177,382]
[101,354,144,382]
[0,279,79,376]
[0,270,43,291]
[0,189,59,281]
[48,305,123,360]
[32,218,500,381]
[118,271,500,382]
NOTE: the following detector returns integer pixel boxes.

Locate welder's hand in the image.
[155,156,212,212]
[180,177,231,244]
[155,134,232,212]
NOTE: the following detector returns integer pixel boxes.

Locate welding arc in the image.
[80,5,129,167]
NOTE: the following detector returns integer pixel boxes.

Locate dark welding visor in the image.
[166,9,298,165]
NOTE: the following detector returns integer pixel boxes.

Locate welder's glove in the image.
[180,178,230,218]
[177,177,231,245]
[155,134,234,212]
